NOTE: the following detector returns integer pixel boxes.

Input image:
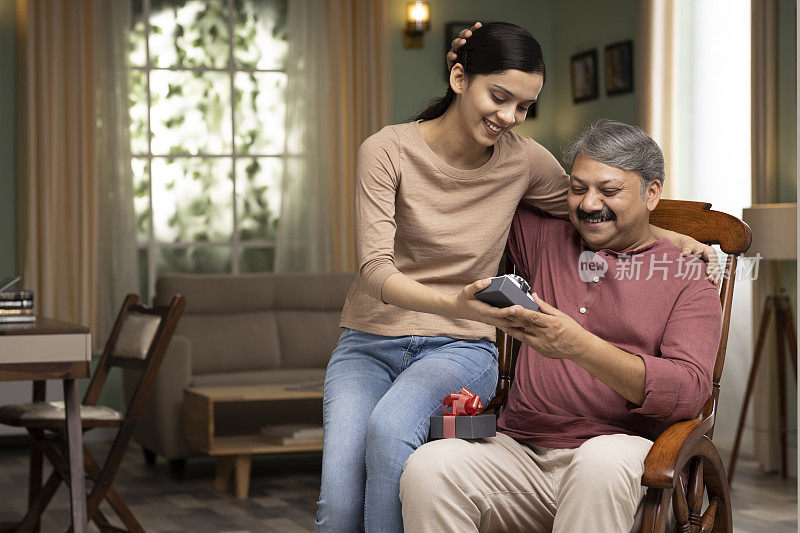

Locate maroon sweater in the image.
[497,206,722,448]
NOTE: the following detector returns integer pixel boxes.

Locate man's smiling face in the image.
[567,153,662,252]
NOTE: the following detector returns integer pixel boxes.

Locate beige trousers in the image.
[399,432,660,533]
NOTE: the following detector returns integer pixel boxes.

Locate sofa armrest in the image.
[123,334,194,460]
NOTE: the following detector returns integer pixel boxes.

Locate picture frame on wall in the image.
[570,49,598,103]
[605,40,634,95]
[444,22,474,80]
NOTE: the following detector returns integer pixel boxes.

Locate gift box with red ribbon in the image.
[429,387,496,440]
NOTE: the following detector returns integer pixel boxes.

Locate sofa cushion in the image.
[177,312,280,374]
[272,273,355,310]
[155,272,355,376]
[156,274,277,313]
[191,368,325,387]
[275,311,342,368]
[155,272,355,314]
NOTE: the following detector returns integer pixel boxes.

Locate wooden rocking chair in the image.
[484,200,752,533]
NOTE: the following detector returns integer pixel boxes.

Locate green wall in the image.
[0,0,15,282]
[549,0,639,161]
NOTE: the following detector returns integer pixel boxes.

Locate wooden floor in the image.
[0,441,794,532]
[728,455,798,533]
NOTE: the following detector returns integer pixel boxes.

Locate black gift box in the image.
[475,275,539,311]
[429,413,496,440]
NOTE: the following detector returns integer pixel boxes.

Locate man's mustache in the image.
[575,207,616,220]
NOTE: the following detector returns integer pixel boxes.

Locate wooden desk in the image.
[0,318,91,533]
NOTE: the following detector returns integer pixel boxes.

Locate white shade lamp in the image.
[729,203,797,482]
[743,203,797,261]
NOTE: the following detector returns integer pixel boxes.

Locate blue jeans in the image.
[315,328,499,533]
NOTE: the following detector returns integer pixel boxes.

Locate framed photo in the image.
[605,40,633,95]
[570,49,598,103]
[444,22,474,80]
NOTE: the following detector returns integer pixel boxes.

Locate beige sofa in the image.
[123,272,355,473]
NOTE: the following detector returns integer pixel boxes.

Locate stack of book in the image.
[284,380,324,391]
[259,424,323,446]
[0,289,36,323]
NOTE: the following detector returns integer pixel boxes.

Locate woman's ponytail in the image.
[412,87,456,122]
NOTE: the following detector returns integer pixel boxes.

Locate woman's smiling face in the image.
[451,67,544,147]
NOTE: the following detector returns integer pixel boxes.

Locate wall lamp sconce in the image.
[404,1,430,48]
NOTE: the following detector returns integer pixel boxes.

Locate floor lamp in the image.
[729,203,797,484]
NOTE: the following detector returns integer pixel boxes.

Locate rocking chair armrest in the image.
[641,414,715,489]
[483,384,509,415]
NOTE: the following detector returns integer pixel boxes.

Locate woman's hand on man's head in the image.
[446,22,482,70]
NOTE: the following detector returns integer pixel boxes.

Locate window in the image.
[129,0,288,300]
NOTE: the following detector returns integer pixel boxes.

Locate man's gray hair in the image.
[562,120,665,193]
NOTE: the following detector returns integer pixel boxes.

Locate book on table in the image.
[259,424,323,445]
[0,290,34,301]
[0,288,37,322]
[284,380,324,391]
[0,315,36,323]
[0,299,34,309]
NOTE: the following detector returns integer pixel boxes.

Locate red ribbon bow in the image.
[441,388,483,438]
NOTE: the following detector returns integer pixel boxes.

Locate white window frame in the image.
[132,0,287,300]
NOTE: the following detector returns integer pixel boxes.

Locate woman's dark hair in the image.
[412,22,545,122]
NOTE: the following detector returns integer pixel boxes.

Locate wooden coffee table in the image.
[183,383,323,499]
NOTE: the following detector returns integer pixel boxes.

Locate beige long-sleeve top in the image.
[339,121,570,341]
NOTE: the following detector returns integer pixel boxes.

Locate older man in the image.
[399,120,722,532]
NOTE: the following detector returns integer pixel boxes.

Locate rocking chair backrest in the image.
[490,200,752,434]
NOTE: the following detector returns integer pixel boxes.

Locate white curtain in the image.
[274,0,333,272]
[638,0,759,465]
[275,0,391,272]
[750,0,782,473]
[94,0,139,342]
[636,0,678,199]
[18,0,137,348]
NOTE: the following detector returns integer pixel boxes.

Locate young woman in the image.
[316,22,712,533]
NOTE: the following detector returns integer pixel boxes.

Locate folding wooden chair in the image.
[485,200,751,533]
[0,293,186,532]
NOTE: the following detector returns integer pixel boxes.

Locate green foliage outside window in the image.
[129,0,287,290]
